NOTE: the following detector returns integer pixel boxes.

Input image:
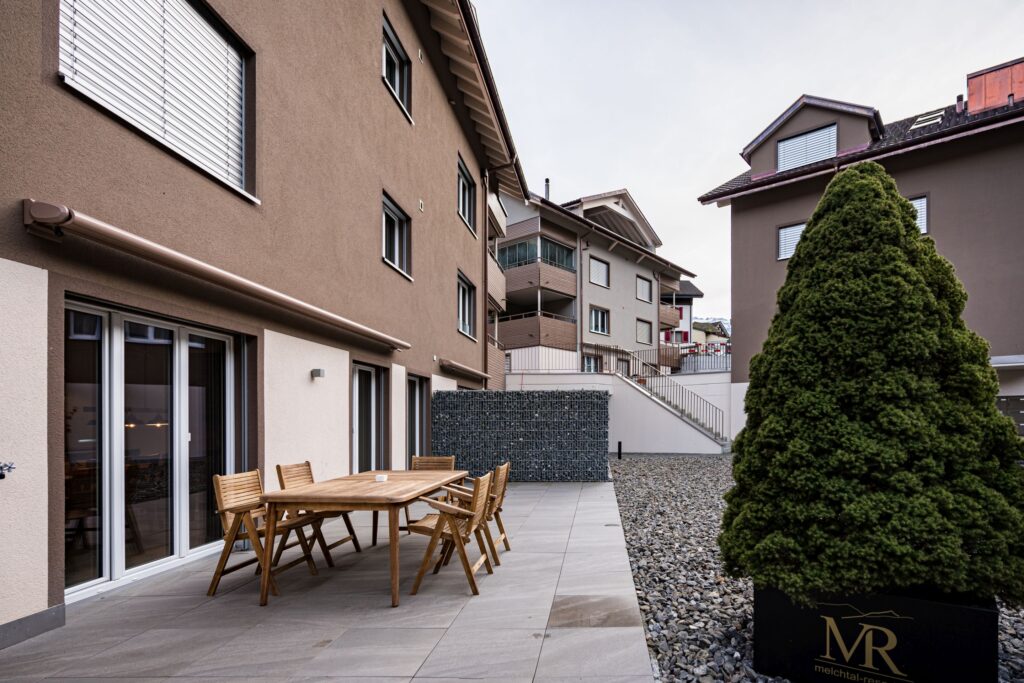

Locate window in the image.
[457,159,476,231]
[406,375,428,463]
[58,0,247,193]
[382,194,411,276]
[457,273,476,338]
[636,276,653,302]
[540,238,575,271]
[777,124,837,172]
[590,257,610,287]
[910,196,928,233]
[777,223,806,260]
[589,307,610,335]
[497,240,537,269]
[582,355,602,373]
[382,14,411,114]
[636,319,653,345]
[504,352,512,373]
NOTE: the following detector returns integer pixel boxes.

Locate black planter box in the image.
[753,586,998,682]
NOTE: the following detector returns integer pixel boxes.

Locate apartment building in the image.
[494,188,692,371]
[660,280,703,345]
[700,56,1024,437]
[0,0,527,647]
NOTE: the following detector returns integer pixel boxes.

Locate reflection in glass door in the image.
[123,321,175,569]
[188,335,227,548]
[352,365,380,472]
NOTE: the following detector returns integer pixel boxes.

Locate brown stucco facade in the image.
[0,0,526,638]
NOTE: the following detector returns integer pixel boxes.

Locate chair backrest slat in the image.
[410,455,456,471]
[277,461,315,489]
[488,462,510,517]
[213,470,264,534]
[468,471,492,533]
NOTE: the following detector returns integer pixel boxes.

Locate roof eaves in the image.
[740,94,882,162]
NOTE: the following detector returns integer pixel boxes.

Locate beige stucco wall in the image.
[0,258,49,625]
[263,329,350,489]
[431,374,458,392]
[389,363,407,470]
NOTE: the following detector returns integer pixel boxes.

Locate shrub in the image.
[719,161,1024,605]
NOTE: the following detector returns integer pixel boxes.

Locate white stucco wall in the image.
[0,258,49,626]
[730,382,749,439]
[669,372,732,416]
[263,330,350,490]
[507,372,724,454]
[390,363,407,470]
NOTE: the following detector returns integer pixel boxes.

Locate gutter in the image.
[701,111,1024,205]
[23,199,412,351]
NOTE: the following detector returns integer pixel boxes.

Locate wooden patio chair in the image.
[276,461,361,566]
[449,462,511,565]
[372,455,458,545]
[409,471,493,596]
[206,470,320,596]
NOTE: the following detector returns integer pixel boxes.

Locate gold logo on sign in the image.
[814,603,913,682]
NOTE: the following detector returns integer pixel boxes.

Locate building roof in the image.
[700,97,1024,204]
[559,189,662,248]
[421,0,529,199]
[675,280,704,298]
[693,320,729,338]
[740,95,884,163]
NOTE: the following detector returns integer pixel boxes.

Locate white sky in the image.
[473,0,1024,317]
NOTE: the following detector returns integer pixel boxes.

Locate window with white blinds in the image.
[636,319,653,345]
[777,124,836,172]
[58,0,246,191]
[777,223,805,260]
[590,257,609,287]
[910,196,928,233]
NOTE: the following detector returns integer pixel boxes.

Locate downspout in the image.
[481,168,490,389]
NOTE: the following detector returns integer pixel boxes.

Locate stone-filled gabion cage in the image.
[431,390,610,482]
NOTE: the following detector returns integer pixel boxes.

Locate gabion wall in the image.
[431,390,610,482]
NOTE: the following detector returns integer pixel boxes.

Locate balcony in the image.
[487,251,506,311]
[496,311,577,350]
[486,191,507,239]
[504,258,577,298]
[659,303,681,329]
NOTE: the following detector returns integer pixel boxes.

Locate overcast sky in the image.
[473,0,1024,317]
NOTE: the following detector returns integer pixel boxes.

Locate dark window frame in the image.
[457,157,477,233]
[457,271,477,339]
[382,193,412,279]
[382,13,412,119]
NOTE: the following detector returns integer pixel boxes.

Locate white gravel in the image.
[609,453,1024,683]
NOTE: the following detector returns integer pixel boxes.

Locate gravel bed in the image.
[609,454,1024,683]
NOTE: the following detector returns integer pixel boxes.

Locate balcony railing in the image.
[495,311,577,350]
[496,310,576,324]
[499,256,576,273]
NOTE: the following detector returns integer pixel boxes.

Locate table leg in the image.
[260,502,278,606]
[389,506,400,607]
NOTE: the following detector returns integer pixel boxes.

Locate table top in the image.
[261,469,468,505]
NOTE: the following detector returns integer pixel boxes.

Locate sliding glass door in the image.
[64,304,233,593]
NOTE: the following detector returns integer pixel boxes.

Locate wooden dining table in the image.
[259,469,468,607]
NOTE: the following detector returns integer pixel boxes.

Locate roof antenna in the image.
[544,178,550,200]
[956,94,964,114]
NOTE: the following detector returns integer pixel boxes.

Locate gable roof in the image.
[559,188,663,248]
[701,96,1024,204]
[693,320,729,338]
[740,95,884,163]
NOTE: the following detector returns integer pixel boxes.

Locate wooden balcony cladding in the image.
[659,304,681,329]
[487,338,506,389]
[487,252,506,311]
[487,192,507,239]
[506,216,540,241]
[496,313,577,350]
[505,261,577,297]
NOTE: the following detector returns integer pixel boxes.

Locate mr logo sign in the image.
[752,587,998,683]
[817,604,910,680]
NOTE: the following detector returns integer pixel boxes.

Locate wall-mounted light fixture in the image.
[0,462,14,480]
[310,368,326,380]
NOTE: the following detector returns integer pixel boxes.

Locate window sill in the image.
[590,281,610,289]
[382,257,414,282]
[590,330,610,336]
[458,212,478,238]
[637,297,653,304]
[457,329,478,343]
[382,77,414,125]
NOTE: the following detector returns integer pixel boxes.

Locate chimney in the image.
[544,178,550,200]
[966,56,1024,114]
[956,94,964,114]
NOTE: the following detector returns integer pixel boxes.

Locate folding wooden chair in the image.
[276,461,361,566]
[449,462,511,565]
[372,455,458,545]
[206,470,320,596]
[409,471,493,596]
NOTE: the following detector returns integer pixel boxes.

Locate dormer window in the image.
[777,124,837,172]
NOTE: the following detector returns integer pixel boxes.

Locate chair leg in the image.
[312,519,335,567]
[495,510,511,551]
[372,511,379,546]
[482,522,501,567]
[433,540,452,574]
[342,512,361,552]
[243,512,278,596]
[294,527,318,575]
[475,529,494,574]
[207,515,243,596]
[269,527,291,571]
[412,526,444,595]
[441,540,456,567]
[450,525,479,596]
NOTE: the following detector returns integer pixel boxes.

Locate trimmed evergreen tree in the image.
[719,161,1024,605]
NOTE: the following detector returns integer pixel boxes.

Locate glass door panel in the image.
[64,310,104,588]
[123,321,174,569]
[353,366,376,472]
[187,334,227,548]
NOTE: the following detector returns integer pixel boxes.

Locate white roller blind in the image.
[636,319,652,345]
[778,223,805,260]
[59,0,245,190]
[910,196,928,233]
[777,124,836,172]
[590,257,609,287]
